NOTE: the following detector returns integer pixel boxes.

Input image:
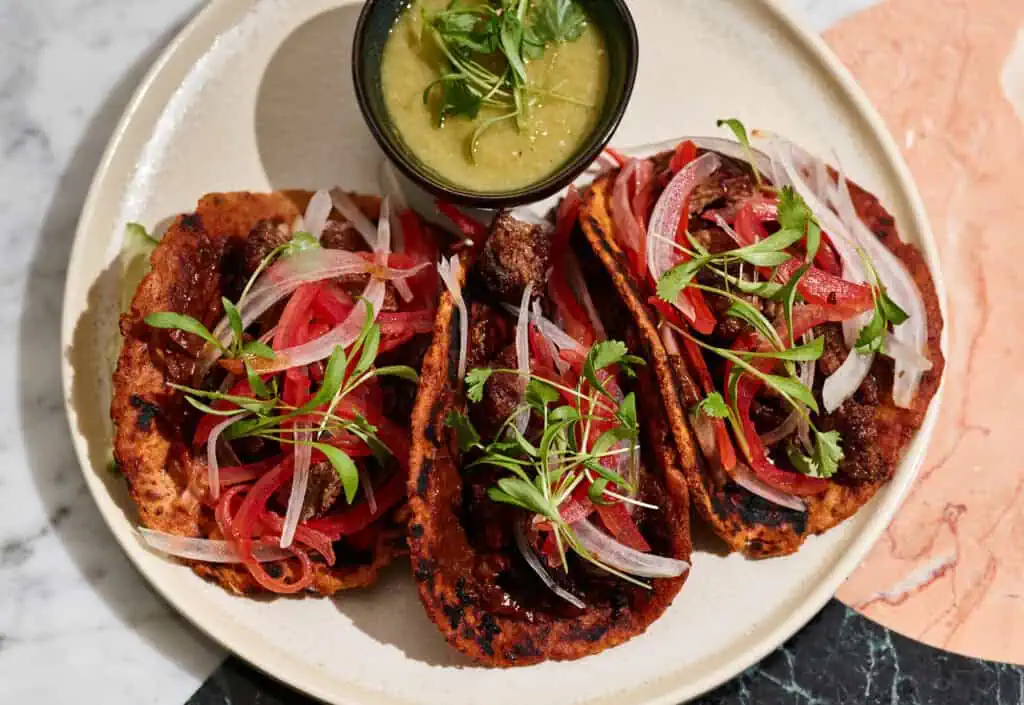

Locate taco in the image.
[407,205,691,667]
[579,128,944,557]
[112,188,443,594]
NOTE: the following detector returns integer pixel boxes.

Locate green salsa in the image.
[381,0,609,193]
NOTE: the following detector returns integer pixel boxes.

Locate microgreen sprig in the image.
[446,339,653,585]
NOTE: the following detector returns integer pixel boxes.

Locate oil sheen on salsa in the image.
[381,0,609,193]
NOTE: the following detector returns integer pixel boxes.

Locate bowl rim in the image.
[350,0,639,209]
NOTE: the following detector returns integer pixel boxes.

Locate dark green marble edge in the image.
[186,600,1024,705]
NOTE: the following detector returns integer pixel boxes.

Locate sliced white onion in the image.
[377,197,412,302]
[571,519,689,578]
[528,300,585,354]
[830,165,928,407]
[514,520,586,609]
[759,412,800,447]
[565,252,607,340]
[659,322,682,355]
[763,137,877,408]
[206,249,426,369]
[822,347,875,414]
[304,189,333,240]
[610,160,643,255]
[438,256,468,382]
[379,160,409,214]
[683,135,776,177]
[261,277,387,373]
[359,465,377,515]
[884,332,934,373]
[280,434,312,548]
[689,409,719,459]
[767,135,930,408]
[380,167,407,255]
[731,462,807,513]
[139,528,292,563]
[330,188,379,250]
[646,152,722,324]
[514,283,534,435]
[206,413,248,501]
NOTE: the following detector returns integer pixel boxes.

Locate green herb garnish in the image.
[447,339,653,585]
[422,0,591,160]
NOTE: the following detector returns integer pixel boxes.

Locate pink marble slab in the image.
[826,0,1024,664]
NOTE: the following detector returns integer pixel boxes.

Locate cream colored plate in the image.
[60,1,945,703]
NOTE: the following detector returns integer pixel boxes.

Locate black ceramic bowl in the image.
[352,0,639,209]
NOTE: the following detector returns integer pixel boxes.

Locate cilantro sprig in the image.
[164,296,417,503]
[854,249,909,354]
[447,339,655,585]
[420,0,591,159]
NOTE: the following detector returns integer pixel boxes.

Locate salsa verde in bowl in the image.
[353,0,638,207]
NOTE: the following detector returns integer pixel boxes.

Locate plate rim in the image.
[59,0,948,703]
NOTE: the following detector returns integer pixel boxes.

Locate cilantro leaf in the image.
[772,261,810,347]
[144,312,222,351]
[776,186,813,232]
[465,368,494,403]
[529,0,586,45]
[305,346,348,410]
[695,391,730,419]
[242,340,276,360]
[282,231,320,257]
[879,289,909,326]
[526,378,560,408]
[488,477,559,522]
[583,340,634,399]
[499,14,529,84]
[244,361,273,400]
[740,336,824,362]
[855,299,888,354]
[424,76,483,126]
[813,430,844,478]
[717,117,762,188]
[616,392,638,430]
[222,297,245,354]
[445,411,482,452]
[657,255,711,303]
[588,477,612,505]
[723,298,780,349]
[313,443,359,504]
[374,365,419,382]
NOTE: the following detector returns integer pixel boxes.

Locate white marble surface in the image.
[0,0,871,702]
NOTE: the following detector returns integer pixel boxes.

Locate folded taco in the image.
[112,189,442,594]
[408,206,691,666]
[579,125,944,557]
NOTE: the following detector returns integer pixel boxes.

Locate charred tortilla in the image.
[407,215,691,666]
[580,149,944,557]
[112,191,411,595]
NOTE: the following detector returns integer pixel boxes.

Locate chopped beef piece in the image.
[321,220,367,252]
[819,401,889,483]
[301,461,343,521]
[471,346,523,441]
[477,213,551,304]
[818,325,847,377]
[687,155,758,215]
[467,302,511,369]
[243,220,291,275]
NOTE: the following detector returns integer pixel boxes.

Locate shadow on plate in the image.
[23,2,223,682]
[331,561,478,669]
[255,4,384,193]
